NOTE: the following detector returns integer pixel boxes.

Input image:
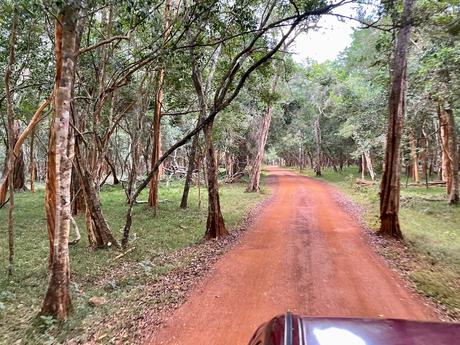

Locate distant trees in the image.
[268,0,459,239]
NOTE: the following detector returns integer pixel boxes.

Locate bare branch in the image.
[78,35,129,55]
[162,109,200,116]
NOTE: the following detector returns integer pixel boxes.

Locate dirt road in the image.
[146,167,436,345]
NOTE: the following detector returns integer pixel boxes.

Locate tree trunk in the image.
[446,108,459,204]
[147,69,164,211]
[364,151,375,180]
[148,0,172,211]
[247,71,279,192]
[203,122,228,239]
[307,151,313,169]
[189,43,227,239]
[314,114,322,176]
[70,165,85,216]
[0,97,51,204]
[181,43,222,208]
[197,146,203,209]
[70,7,120,250]
[180,132,200,208]
[433,116,443,180]
[41,3,80,319]
[420,126,429,184]
[437,102,458,203]
[74,142,120,249]
[225,151,233,181]
[12,121,25,190]
[29,127,36,192]
[379,0,414,239]
[122,101,145,248]
[409,131,419,183]
[105,154,119,185]
[4,7,17,275]
[438,103,452,192]
[247,106,273,192]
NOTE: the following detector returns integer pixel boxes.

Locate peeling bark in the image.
[409,131,419,183]
[4,7,17,276]
[29,126,36,192]
[446,108,459,204]
[12,120,25,190]
[247,73,279,192]
[364,151,375,181]
[147,69,164,211]
[181,44,222,208]
[438,102,456,200]
[438,103,459,204]
[190,44,228,239]
[74,142,120,249]
[203,122,228,239]
[70,165,85,216]
[41,3,81,319]
[247,107,273,192]
[148,0,172,211]
[379,0,415,239]
[0,97,51,203]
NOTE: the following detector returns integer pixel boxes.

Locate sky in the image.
[291,4,359,63]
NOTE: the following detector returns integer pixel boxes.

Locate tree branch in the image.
[78,35,129,55]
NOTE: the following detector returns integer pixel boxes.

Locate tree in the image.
[180,44,221,209]
[148,0,173,212]
[4,4,17,275]
[41,1,81,319]
[191,55,228,239]
[246,62,282,192]
[379,0,415,239]
[438,102,459,204]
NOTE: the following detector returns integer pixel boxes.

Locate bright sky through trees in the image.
[292,4,358,63]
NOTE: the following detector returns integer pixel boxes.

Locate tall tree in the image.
[379,0,415,238]
[4,5,17,275]
[190,45,228,239]
[181,45,221,208]
[41,1,81,319]
[438,102,459,204]
[247,68,280,192]
[148,0,173,212]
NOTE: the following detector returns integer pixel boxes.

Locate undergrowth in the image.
[0,178,269,344]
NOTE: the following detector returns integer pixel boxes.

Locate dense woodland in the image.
[0,0,459,331]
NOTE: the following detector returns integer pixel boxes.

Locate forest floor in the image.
[0,178,268,344]
[145,167,438,345]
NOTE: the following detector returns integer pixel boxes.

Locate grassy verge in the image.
[290,166,460,320]
[0,178,269,344]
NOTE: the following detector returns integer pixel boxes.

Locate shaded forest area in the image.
[0,0,459,343]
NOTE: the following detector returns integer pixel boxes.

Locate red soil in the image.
[146,167,436,345]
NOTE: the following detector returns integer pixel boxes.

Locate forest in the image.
[0,0,459,343]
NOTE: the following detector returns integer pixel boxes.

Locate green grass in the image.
[290,166,460,319]
[0,178,269,344]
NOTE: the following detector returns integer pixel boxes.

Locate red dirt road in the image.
[146,167,437,345]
